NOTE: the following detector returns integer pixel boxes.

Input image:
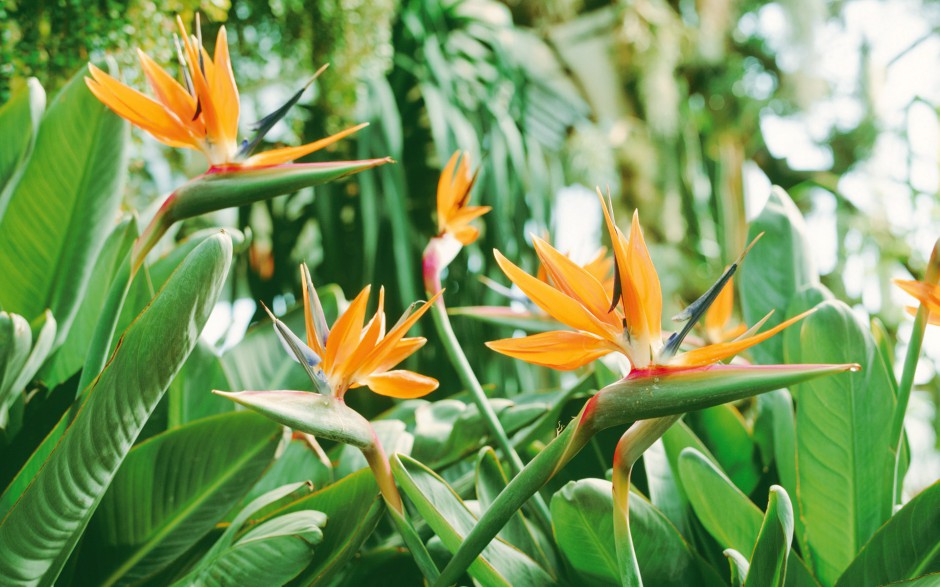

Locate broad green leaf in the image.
[678,448,818,587]
[835,481,940,586]
[411,397,546,467]
[0,232,232,586]
[786,300,896,584]
[172,511,325,587]
[263,468,383,586]
[744,486,794,587]
[0,68,128,344]
[77,411,280,586]
[166,340,233,428]
[739,187,817,363]
[240,438,333,509]
[391,454,555,587]
[0,77,44,220]
[220,309,313,393]
[42,216,137,388]
[550,478,724,587]
[686,404,759,495]
[765,389,805,544]
[475,447,554,570]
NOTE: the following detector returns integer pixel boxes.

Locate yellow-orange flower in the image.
[435,151,491,245]
[486,192,812,372]
[895,279,940,325]
[271,264,442,399]
[85,16,365,169]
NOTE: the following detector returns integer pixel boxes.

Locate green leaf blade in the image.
[0,68,128,343]
[0,232,232,586]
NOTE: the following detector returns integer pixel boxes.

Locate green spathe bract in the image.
[0,232,233,586]
[214,389,374,449]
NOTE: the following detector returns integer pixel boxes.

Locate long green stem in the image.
[891,306,927,504]
[612,416,680,587]
[428,295,552,528]
[362,436,441,582]
[433,402,597,587]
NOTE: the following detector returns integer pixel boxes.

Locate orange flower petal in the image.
[243,123,369,167]
[626,210,662,341]
[705,275,736,341]
[673,309,815,367]
[895,279,940,313]
[494,248,614,340]
[211,26,240,148]
[598,191,644,335]
[437,151,462,231]
[136,49,198,129]
[86,65,194,147]
[324,285,371,374]
[364,370,439,399]
[486,330,613,370]
[368,337,426,374]
[359,290,443,375]
[532,236,618,327]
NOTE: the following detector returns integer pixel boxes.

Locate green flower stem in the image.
[427,293,552,528]
[891,238,940,503]
[362,432,441,583]
[433,363,856,586]
[612,416,681,587]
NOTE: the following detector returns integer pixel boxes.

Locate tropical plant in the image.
[0,2,937,587]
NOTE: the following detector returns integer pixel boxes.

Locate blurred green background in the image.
[2,0,937,492]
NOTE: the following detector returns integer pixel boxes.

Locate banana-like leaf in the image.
[0,232,232,586]
[785,300,896,584]
[0,67,128,345]
[391,454,555,587]
[677,448,818,587]
[744,486,794,587]
[42,216,137,388]
[0,77,44,220]
[170,483,322,586]
[686,404,759,495]
[262,468,383,586]
[738,187,817,364]
[835,481,940,586]
[173,511,326,587]
[76,411,281,586]
[551,478,725,587]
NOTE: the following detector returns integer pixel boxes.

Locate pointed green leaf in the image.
[172,510,326,587]
[686,404,759,495]
[76,412,280,586]
[725,549,750,586]
[0,311,31,413]
[259,468,383,586]
[739,187,817,363]
[0,77,44,220]
[786,300,896,584]
[391,453,555,587]
[7,311,56,402]
[0,68,128,344]
[678,448,818,587]
[835,481,940,586]
[744,486,794,587]
[0,232,232,585]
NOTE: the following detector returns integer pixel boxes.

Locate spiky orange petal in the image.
[486,331,614,370]
[364,370,439,399]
